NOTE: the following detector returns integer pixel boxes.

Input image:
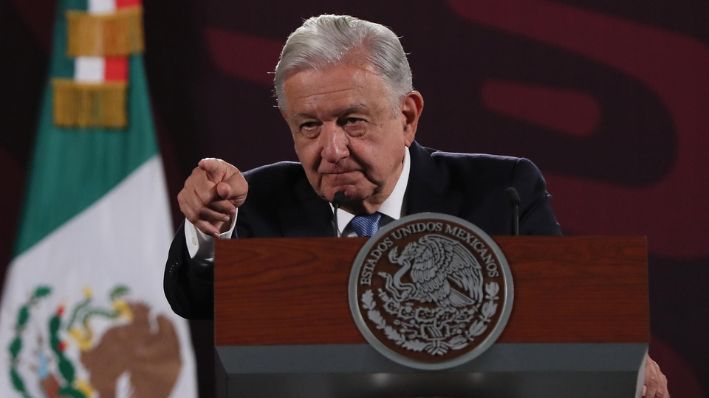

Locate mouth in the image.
[323,169,359,176]
[319,171,363,193]
[320,171,361,188]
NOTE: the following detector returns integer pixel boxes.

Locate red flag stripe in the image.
[104,57,128,82]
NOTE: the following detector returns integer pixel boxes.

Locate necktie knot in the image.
[350,213,381,237]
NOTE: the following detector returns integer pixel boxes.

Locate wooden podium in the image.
[215,236,648,398]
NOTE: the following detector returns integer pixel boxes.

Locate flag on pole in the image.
[0,0,197,396]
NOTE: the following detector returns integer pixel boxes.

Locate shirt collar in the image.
[335,146,410,235]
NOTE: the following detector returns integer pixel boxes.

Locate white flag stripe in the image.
[0,156,196,397]
[89,0,116,14]
[74,56,105,82]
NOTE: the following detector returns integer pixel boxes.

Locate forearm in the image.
[163,223,216,319]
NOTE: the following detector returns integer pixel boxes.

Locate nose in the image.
[320,123,349,163]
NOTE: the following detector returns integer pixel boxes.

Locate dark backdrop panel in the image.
[2,0,707,396]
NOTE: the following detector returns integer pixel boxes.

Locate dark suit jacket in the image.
[164,141,561,318]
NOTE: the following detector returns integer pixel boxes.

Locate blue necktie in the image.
[350,213,381,237]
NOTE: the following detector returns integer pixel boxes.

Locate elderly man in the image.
[163,14,668,397]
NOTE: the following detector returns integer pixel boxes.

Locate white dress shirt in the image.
[334,146,409,236]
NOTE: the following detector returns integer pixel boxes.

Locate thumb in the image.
[217,170,248,206]
[215,181,232,199]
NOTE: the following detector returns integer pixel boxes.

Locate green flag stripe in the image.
[14,0,159,256]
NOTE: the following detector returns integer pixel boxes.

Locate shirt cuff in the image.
[184,209,238,261]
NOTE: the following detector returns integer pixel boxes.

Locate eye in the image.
[340,117,365,126]
[338,117,367,136]
[298,121,321,138]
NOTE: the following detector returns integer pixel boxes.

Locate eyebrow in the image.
[294,104,369,120]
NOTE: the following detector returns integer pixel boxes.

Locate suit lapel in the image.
[404,142,464,216]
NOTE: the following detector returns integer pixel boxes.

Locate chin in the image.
[320,185,358,201]
[319,176,378,201]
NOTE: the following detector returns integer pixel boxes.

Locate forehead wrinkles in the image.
[298,85,361,100]
[287,84,360,119]
[296,88,363,115]
[284,64,397,112]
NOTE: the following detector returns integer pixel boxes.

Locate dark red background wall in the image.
[2,1,707,396]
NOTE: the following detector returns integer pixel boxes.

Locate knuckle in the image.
[183,210,196,223]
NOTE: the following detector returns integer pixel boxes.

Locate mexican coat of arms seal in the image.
[348,213,514,370]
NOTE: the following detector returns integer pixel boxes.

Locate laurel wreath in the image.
[362,282,500,356]
[9,286,52,398]
[362,290,428,351]
[8,285,131,398]
[468,282,499,337]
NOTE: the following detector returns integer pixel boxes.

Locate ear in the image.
[400,90,424,146]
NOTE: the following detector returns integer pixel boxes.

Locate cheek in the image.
[293,140,320,170]
[358,148,398,181]
[371,136,405,167]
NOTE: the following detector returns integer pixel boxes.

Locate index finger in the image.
[198,158,232,182]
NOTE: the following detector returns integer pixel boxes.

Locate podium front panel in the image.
[215,236,648,397]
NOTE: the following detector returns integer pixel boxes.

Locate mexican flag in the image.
[0,0,197,397]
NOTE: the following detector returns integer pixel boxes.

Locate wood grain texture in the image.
[215,236,648,346]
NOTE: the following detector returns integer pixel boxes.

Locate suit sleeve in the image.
[512,158,562,236]
[163,222,215,319]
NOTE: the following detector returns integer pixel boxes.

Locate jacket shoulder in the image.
[244,161,304,181]
[242,161,306,197]
[424,146,533,186]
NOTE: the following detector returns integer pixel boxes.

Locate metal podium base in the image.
[215,343,646,398]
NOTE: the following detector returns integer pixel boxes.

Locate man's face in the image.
[281,63,423,213]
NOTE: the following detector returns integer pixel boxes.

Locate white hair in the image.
[274,14,413,110]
